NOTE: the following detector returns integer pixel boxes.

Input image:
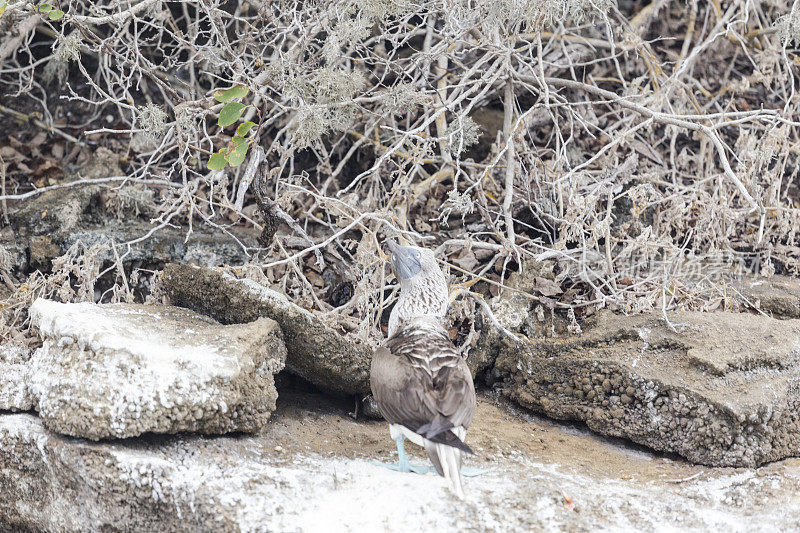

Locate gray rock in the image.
[496,310,800,467]
[162,264,373,395]
[6,394,800,532]
[0,414,275,532]
[0,343,32,411]
[7,148,254,273]
[467,264,568,379]
[60,222,253,268]
[734,276,800,318]
[0,226,28,276]
[15,206,252,272]
[25,299,286,440]
[7,148,122,241]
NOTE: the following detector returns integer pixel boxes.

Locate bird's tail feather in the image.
[417,416,473,455]
[425,440,465,499]
[428,428,474,454]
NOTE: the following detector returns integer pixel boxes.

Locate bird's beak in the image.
[385,240,421,280]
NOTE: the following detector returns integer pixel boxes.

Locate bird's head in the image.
[385,240,439,283]
[384,240,449,335]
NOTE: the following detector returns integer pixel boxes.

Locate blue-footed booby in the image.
[370,240,477,499]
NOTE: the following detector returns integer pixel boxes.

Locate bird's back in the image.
[371,317,475,438]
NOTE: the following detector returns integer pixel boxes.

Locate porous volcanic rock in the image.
[496,310,800,467]
[468,263,569,380]
[734,276,800,318]
[162,264,373,395]
[6,148,253,274]
[25,299,285,440]
[0,414,284,532]
[5,393,800,532]
[0,342,32,411]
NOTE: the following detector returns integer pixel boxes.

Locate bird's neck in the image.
[388,273,449,338]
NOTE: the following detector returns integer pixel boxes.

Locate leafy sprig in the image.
[207,86,259,170]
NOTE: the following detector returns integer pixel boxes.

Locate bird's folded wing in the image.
[371,332,476,433]
[430,360,476,429]
[370,345,433,430]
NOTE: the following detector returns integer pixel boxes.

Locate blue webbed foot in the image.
[373,434,430,474]
[460,466,488,477]
[372,461,430,474]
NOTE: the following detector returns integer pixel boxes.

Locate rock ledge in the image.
[163,264,373,395]
[497,310,800,467]
[23,299,286,440]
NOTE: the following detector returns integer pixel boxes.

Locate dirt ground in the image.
[265,385,732,479]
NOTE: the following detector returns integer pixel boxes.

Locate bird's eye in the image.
[415,251,421,258]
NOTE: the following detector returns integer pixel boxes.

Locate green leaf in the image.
[0,3,8,19]
[49,9,64,20]
[213,86,249,103]
[38,3,52,12]
[236,121,256,137]
[207,151,227,171]
[226,140,250,167]
[218,102,246,127]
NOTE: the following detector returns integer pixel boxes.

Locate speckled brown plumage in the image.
[371,318,475,449]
